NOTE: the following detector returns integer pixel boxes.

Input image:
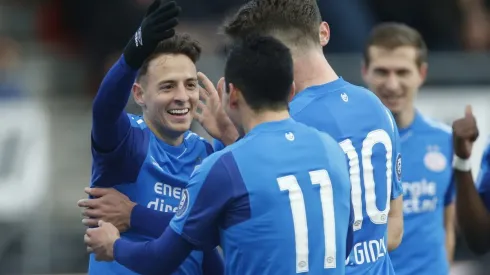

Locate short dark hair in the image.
[225,35,293,112]
[222,0,322,49]
[136,33,201,82]
[364,23,428,67]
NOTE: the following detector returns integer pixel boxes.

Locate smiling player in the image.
[361,23,456,275]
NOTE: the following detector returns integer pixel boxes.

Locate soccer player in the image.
[84,1,225,274]
[452,108,490,255]
[217,1,404,274]
[361,23,456,275]
[84,35,354,275]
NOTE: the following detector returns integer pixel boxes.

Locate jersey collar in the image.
[398,110,422,138]
[292,77,348,101]
[247,118,296,135]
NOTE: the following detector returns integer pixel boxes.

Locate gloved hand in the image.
[123,0,181,69]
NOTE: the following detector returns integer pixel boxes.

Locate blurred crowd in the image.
[0,0,489,98]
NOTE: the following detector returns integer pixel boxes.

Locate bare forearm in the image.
[455,170,490,254]
[387,218,403,251]
[445,229,455,263]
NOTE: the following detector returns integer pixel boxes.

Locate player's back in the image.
[290,78,403,275]
[220,118,352,275]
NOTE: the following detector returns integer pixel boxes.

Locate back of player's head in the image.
[136,33,201,82]
[224,35,293,112]
[222,0,322,50]
[364,23,427,67]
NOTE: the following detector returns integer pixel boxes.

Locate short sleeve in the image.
[213,139,226,152]
[391,118,403,200]
[169,153,234,250]
[476,144,490,210]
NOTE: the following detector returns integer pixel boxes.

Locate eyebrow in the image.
[157,78,198,85]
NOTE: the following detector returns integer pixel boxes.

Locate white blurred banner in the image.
[0,99,50,222]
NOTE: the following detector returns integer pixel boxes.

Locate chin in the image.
[168,123,192,135]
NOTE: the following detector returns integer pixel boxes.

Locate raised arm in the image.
[92,0,180,153]
[453,106,490,254]
[91,57,136,152]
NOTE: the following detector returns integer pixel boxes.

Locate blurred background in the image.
[0,0,490,274]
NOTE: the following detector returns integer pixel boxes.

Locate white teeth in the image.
[168,108,189,115]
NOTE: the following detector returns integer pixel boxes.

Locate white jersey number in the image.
[277,169,337,273]
[339,129,393,231]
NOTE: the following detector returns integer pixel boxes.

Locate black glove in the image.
[123,0,180,69]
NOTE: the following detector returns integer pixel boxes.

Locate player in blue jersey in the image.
[452,107,490,255]
[217,1,404,274]
[79,1,225,274]
[84,35,354,275]
[361,23,456,275]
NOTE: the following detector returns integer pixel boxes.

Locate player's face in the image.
[142,54,199,136]
[362,46,427,115]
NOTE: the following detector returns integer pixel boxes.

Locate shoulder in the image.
[184,131,214,156]
[418,113,452,136]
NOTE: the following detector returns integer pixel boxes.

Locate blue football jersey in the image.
[170,118,352,275]
[477,139,490,209]
[90,115,213,275]
[387,112,454,275]
[289,78,403,275]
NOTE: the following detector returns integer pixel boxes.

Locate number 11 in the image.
[277,169,337,273]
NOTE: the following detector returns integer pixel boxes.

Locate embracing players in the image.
[79,1,232,274]
[85,34,354,275]
[361,23,456,275]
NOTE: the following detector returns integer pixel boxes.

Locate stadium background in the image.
[0,0,489,274]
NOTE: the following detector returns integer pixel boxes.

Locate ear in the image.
[319,22,330,47]
[132,83,146,108]
[288,81,296,102]
[228,83,240,110]
[418,62,428,84]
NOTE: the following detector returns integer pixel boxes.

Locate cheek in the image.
[188,90,199,104]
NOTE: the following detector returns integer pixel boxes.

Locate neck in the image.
[144,117,184,146]
[394,108,415,129]
[292,49,339,94]
[242,109,290,134]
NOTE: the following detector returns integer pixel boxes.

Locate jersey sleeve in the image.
[169,152,235,250]
[91,55,137,153]
[212,139,226,152]
[391,116,403,200]
[91,119,150,187]
[476,144,490,210]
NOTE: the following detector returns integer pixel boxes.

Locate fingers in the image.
[82,208,102,218]
[198,72,218,99]
[85,187,110,197]
[84,233,92,246]
[78,198,99,208]
[82,218,99,227]
[217,77,226,101]
[98,220,105,227]
[199,86,210,101]
[145,0,162,16]
[194,101,207,123]
[465,105,473,118]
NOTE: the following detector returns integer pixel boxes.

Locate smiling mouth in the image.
[167,108,190,116]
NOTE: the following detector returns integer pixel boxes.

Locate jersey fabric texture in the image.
[171,118,353,275]
[388,111,455,275]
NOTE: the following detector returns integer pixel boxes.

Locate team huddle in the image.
[78,0,490,274]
